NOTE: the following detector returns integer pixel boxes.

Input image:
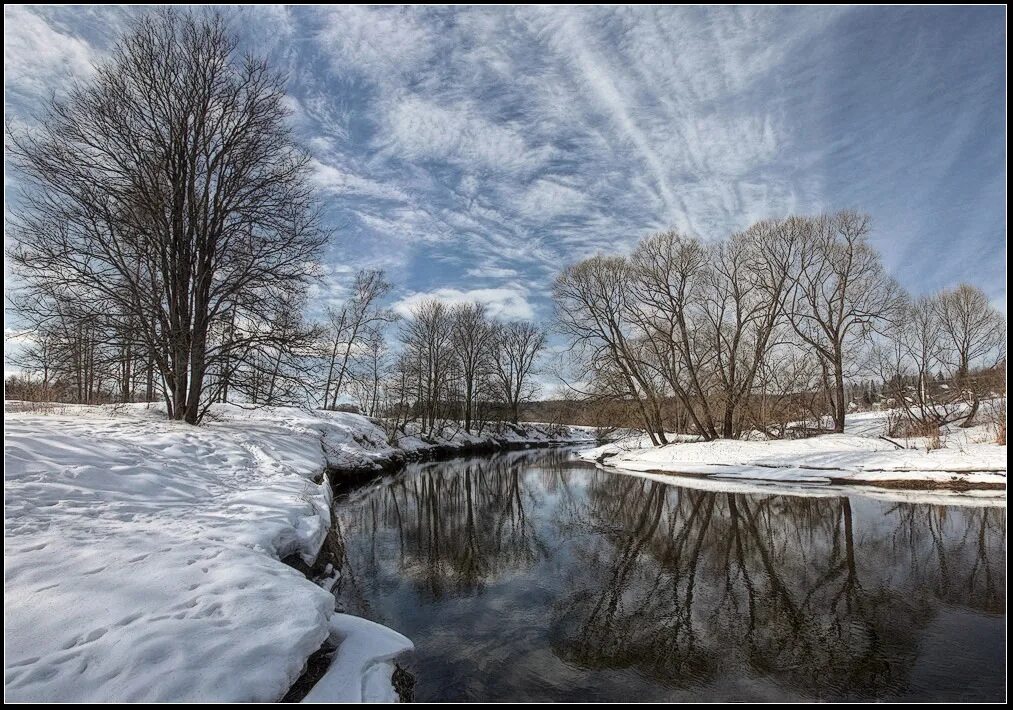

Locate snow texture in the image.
[5,403,585,701]
[582,409,1006,493]
[302,614,414,703]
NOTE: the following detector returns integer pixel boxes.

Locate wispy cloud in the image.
[4,5,1006,322]
[393,286,534,321]
[3,6,100,107]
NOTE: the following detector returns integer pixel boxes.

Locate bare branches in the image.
[787,211,903,432]
[491,321,546,425]
[554,220,805,441]
[551,210,998,443]
[7,9,326,423]
[321,269,395,410]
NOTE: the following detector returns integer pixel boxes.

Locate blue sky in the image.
[4,5,1007,324]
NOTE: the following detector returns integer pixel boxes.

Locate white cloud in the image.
[310,159,411,203]
[4,6,1003,314]
[516,179,588,220]
[383,95,549,174]
[393,286,534,320]
[465,266,520,280]
[3,6,98,105]
[316,6,439,86]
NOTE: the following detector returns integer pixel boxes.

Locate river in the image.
[331,448,1006,702]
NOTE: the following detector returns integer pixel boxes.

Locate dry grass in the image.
[886,411,946,450]
[3,400,73,416]
[924,425,944,452]
[983,395,1006,445]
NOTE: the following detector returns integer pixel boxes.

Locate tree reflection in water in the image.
[337,450,552,601]
[333,450,1005,702]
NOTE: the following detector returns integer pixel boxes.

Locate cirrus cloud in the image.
[3,4,1006,327]
[392,286,534,321]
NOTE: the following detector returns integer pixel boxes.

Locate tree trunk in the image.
[464,380,473,433]
[145,356,155,402]
[721,406,735,439]
[960,393,980,428]
[833,357,846,433]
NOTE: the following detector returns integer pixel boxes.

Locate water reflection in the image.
[333,449,1005,702]
[338,453,548,601]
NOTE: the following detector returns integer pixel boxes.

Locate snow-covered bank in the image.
[582,410,1006,492]
[605,467,1007,508]
[301,615,413,703]
[4,403,588,701]
[4,406,336,701]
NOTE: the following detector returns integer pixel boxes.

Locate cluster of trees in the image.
[5,9,551,432]
[871,284,1006,436]
[391,300,545,436]
[8,259,548,437]
[553,212,1005,442]
[7,10,326,424]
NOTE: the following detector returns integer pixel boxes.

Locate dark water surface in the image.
[332,449,1006,702]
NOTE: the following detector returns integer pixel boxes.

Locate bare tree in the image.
[934,284,1006,425]
[790,212,903,432]
[399,299,456,435]
[321,269,394,409]
[7,9,326,424]
[224,296,322,406]
[629,231,716,440]
[873,295,964,435]
[627,224,797,439]
[450,303,496,433]
[492,321,546,425]
[747,342,825,438]
[554,257,669,443]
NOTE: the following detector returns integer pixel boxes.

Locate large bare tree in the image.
[789,212,902,432]
[492,320,546,425]
[7,9,326,423]
[629,231,716,439]
[450,302,496,433]
[399,298,456,435]
[554,256,669,443]
[933,284,1006,426]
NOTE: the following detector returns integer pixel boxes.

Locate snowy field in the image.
[581,409,1006,492]
[3,403,589,702]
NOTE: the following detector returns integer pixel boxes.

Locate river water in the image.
[331,448,1006,702]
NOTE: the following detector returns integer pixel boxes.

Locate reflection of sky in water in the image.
[334,449,1005,702]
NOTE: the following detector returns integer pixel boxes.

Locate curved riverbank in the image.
[3,402,592,702]
[581,410,1006,493]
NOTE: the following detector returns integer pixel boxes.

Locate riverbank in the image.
[3,402,592,702]
[581,409,1006,492]
[329,447,1006,702]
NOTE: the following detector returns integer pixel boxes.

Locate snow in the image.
[9,403,587,701]
[4,405,338,701]
[302,614,413,703]
[392,418,595,454]
[607,467,1007,508]
[582,408,1006,491]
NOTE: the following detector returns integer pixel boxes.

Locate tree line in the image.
[6,254,547,436]
[553,212,1005,442]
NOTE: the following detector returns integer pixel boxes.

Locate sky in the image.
[3,5,1007,329]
